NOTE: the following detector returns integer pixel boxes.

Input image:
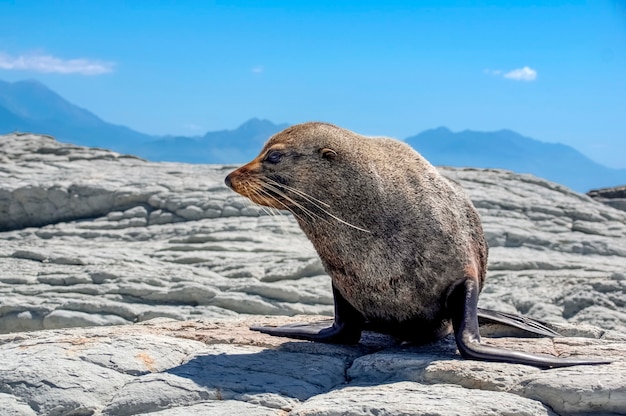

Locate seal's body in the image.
[225,122,607,368]
[283,128,486,342]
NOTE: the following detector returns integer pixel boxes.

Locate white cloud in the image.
[503,66,537,81]
[251,65,264,74]
[484,66,537,82]
[0,52,115,75]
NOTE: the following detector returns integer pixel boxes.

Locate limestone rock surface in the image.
[2,133,626,416]
[0,317,624,415]
[1,133,625,335]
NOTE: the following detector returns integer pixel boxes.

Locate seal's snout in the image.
[224,173,234,189]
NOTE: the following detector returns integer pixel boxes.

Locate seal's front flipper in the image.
[251,320,335,339]
[250,319,360,343]
[250,284,364,344]
[449,278,611,369]
[477,308,560,338]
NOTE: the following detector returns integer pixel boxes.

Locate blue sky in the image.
[1,0,625,168]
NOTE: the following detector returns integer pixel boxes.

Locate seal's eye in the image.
[264,150,283,164]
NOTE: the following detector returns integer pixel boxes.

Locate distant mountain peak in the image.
[237,118,283,131]
[427,126,453,134]
[0,78,102,124]
[0,78,153,147]
[404,127,626,192]
[14,79,47,87]
[0,78,56,96]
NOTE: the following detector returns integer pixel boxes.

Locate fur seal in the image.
[225,122,608,368]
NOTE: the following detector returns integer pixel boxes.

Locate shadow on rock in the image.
[166,347,348,401]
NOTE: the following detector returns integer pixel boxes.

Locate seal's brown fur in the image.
[227,122,487,341]
[227,122,612,367]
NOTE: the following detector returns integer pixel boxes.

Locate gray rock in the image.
[588,185,626,212]
[135,400,283,416]
[1,133,625,337]
[42,309,130,329]
[0,318,624,416]
[1,134,626,414]
[289,382,558,416]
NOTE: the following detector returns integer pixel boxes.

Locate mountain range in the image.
[1,79,625,192]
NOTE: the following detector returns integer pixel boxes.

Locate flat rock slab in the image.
[0,317,625,415]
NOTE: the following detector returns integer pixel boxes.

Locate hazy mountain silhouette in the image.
[0,79,287,163]
[0,79,154,148]
[1,78,625,192]
[134,118,289,163]
[405,127,626,192]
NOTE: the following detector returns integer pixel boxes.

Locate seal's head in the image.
[224,122,361,219]
[224,121,438,235]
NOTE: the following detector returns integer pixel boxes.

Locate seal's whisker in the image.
[227,190,261,218]
[249,187,295,234]
[264,179,371,233]
[265,178,331,208]
[236,183,267,217]
[316,207,371,233]
[260,182,325,223]
[242,180,281,219]
[261,182,331,225]
[251,186,287,220]
[256,186,307,224]
[263,180,335,221]
[248,186,276,218]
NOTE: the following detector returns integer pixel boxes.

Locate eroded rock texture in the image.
[2,133,626,415]
[1,133,624,335]
[0,318,624,415]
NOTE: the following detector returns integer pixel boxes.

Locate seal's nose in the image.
[224,173,233,189]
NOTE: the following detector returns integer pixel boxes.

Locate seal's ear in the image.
[320,147,337,160]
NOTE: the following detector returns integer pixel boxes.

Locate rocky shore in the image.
[1,133,625,415]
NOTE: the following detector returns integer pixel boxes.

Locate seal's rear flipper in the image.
[250,284,364,344]
[477,308,560,338]
[449,279,611,369]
